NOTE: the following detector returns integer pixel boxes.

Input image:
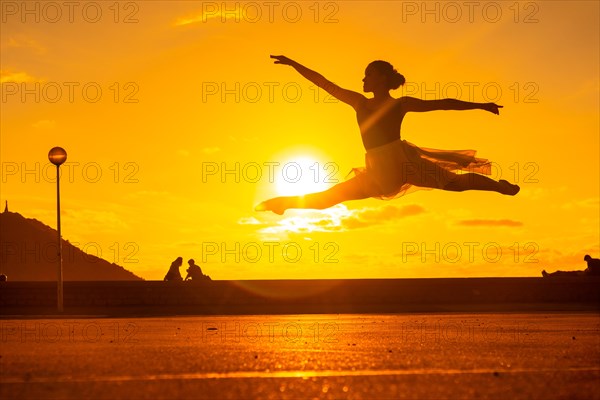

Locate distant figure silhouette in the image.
[164,257,183,281]
[256,56,519,214]
[185,259,210,281]
[542,254,600,277]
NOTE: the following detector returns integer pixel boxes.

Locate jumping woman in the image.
[256,55,520,215]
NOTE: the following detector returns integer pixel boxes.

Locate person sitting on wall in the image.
[185,259,211,281]
[164,257,184,281]
[542,254,600,277]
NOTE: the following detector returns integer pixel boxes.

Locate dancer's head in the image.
[584,254,592,261]
[363,60,405,93]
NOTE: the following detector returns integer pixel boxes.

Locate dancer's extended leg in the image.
[443,173,520,195]
[255,176,371,215]
[407,158,520,195]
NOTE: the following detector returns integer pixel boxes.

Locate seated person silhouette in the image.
[164,257,183,281]
[185,259,208,281]
[542,254,600,277]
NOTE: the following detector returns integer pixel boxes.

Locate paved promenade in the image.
[1,313,599,399]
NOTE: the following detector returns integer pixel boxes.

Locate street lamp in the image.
[48,147,67,312]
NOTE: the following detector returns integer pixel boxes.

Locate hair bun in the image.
[390,70,406,89]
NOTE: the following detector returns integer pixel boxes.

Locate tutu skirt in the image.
[349,139,492,199]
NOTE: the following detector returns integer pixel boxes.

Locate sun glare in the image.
[275,156,333,197]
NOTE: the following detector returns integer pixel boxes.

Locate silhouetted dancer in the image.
[185,259,209,281]
[164,257,183,281]
[256,56,519,215]
[542,254,600,277]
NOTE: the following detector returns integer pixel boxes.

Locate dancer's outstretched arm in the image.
[270,55,366,109]
[400,96,503,115]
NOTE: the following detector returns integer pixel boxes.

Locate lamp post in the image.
[48,147,67,312]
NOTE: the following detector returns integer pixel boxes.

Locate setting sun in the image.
[275,156,334,196]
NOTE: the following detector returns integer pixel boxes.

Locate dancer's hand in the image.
[270,55,296,66]
[483,103,503,115]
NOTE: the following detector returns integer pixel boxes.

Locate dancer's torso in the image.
[356,98,406,150]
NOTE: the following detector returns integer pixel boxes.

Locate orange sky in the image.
[1,1,598,279]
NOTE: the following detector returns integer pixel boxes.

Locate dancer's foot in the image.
[255,197,287,215]
[499,180,520,195]
[541,270,549,278]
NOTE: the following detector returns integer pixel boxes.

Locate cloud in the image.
[0,70,38,83]
[257,204,426,234]
[561,197,599,210]
[456,219,523,227]
[175,5,246,26]
[238,217,262,225]
[32,120,56,129]
[2,36,46,54]
[202,147,221,154]
[341,204,425,229]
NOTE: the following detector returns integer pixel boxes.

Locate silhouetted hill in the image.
[0,210,142,281]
